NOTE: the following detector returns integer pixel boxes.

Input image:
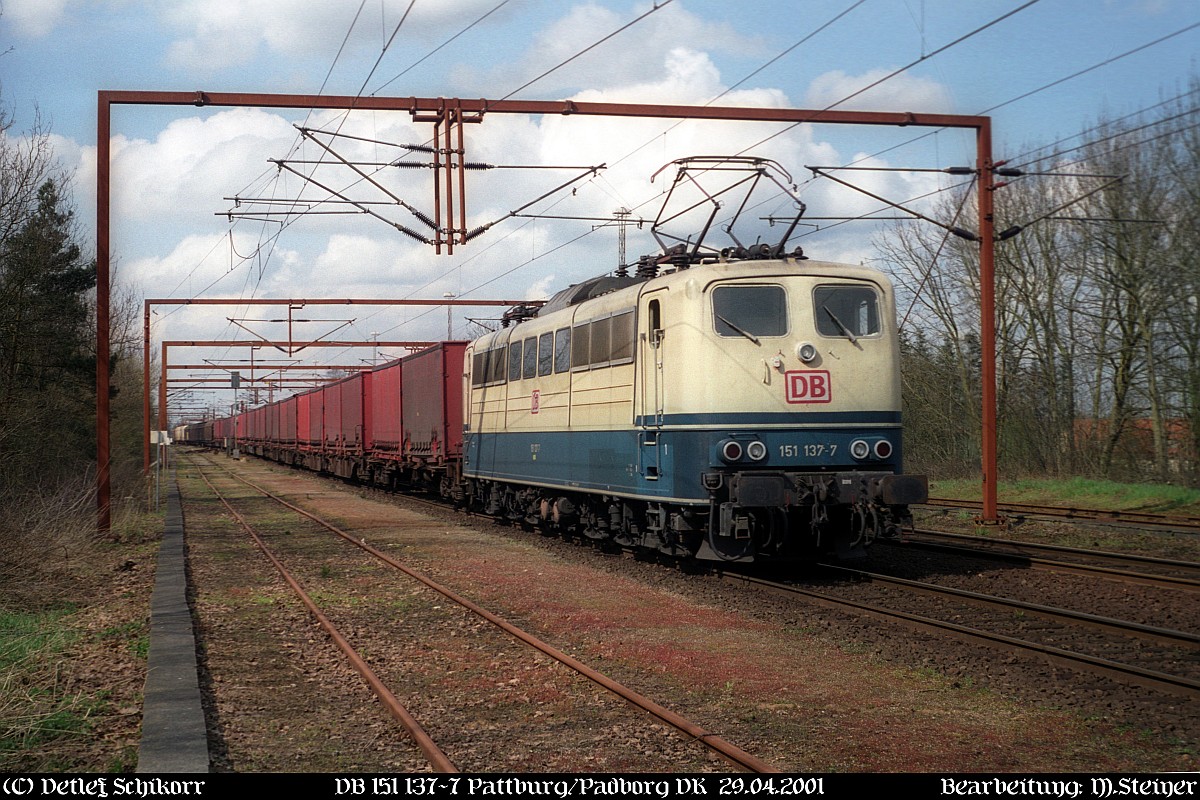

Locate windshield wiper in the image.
[822,305,858,344]
[716,314,760,345]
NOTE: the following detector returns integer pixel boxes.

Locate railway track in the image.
[922,498,1200,532]
[361,470,1200,702]
[889,529,1200,593]
[185,452,777,773]
[720,566,1200,700]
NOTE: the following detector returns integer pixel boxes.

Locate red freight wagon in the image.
[402,342,466,463]
[369,359,403,453]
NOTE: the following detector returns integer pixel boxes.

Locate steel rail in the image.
[191,463,458,773]
[817,563,1200,648]
[906,528,1200,573]
[894,533,1200,593]
[204,454,778,773]
[923,498,1200,531]
[720,572,1200,699]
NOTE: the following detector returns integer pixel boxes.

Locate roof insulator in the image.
[394,223,432,244]
[412,209,437,230]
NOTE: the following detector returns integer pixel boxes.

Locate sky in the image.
[1,0,1196,419]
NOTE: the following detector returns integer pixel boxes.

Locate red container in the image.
[339,373,366,450]
[401,342,466,462]
[369,359,403,452]
[281,395,298,445]
[266,403,280,443]
[322,381,342,448]
[298,389,322,446]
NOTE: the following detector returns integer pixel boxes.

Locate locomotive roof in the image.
[531,256,890,318]
[537,275,647,316]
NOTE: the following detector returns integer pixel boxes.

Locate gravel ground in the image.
[174,454,1196,773]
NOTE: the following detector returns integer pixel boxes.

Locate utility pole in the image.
[615,207,630,271]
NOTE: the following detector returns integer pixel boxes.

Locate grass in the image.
[929,476,1200,516]
[0,608,90,766]
[99,621,150,660]
[0,488,160,772]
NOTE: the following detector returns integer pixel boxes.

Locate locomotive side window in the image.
[590,317,611,366]
[538,332,554,376]
[712,285,787,338]
[610,311,635,364]
[814,286,880,339]
[522,336,537,379]
[554,328,571,373]
[571,310,636,370]
[471,351,485,387]
[508,340,522,382]
[488,346,507,384]
[572,323,590,370]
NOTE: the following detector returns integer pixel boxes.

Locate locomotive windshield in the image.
[712,285,787,339]
[814,285,880,339]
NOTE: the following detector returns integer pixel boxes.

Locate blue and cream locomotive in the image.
[462,248,927,562]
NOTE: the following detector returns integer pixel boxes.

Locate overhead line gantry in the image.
[100,91,1001,532]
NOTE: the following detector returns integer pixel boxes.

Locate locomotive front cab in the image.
[638,258,926,560]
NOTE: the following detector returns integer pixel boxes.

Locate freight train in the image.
[177,248,927,563]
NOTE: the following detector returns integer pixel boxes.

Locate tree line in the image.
[883,78,1199,486]
[0,101,142,512]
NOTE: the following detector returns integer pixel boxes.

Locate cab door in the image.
[636,289,667,480]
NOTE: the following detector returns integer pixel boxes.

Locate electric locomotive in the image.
[462,247,927,562]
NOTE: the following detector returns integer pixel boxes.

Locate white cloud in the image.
[524,273,557,301]
[804,69,954,113]
[1,0,72,37]
[108,108,299,226]
[158,0,511,72]
[312,233,437,290]
[466,3,755,97]
[126,232,302,300]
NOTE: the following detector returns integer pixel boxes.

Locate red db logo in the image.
[785,370,831,404]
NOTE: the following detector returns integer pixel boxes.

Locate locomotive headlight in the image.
[849,439,871,460]
[720,440,744,463]
[746,440,768,462]
[796,342,819,363]
[873,439,894,460]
